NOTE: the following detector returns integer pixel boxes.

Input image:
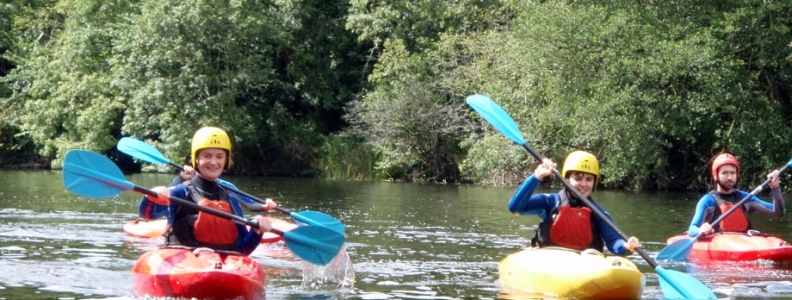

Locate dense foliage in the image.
[2,0,792,190]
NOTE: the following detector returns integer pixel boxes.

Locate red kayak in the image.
[132,247,265,299]
[666,232,792,262]
[124,218,298,243]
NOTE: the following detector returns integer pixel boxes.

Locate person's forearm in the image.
[508,175,541,213]
[772,187,785,217]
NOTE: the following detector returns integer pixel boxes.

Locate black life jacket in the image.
[707,191,752,233]
[531,189,604,251]
[167,176,238,250]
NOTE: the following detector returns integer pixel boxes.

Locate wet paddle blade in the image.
[283,225,345,265]
[117,137,170,165]
[465,94,526,146]
[63,150,134,198]
[656,266,717,299]
[657,238,695,261]
[291,211,345,235]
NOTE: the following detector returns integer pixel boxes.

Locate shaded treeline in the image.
[1,0,792,191]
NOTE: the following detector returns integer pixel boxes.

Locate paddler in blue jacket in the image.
[509,150,641,255]
[145,126,273,255]
[687,152,784,236]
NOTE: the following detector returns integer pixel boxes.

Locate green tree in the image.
[460,0,792,190]
[2,0,372,176]
[110,0,285,172]
[345,0,506,182]
[2,0,126,168]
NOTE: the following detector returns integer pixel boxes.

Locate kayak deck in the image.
[667,232,792,262]
[132,247,265,299]
[499,247,645,299]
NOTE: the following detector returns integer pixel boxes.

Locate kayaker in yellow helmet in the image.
[687,152,784,236]
[508,150,641,255]
[145,126,275,255]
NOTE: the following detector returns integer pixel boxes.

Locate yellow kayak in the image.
[499,247,645,299]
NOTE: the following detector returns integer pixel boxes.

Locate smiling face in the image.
[567,171,596,198]
[195,148,227,181]
[716,164,738,192]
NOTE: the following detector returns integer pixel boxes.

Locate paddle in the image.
[465,94,716,300]
[62,149,344,265]
[657,159,792,261]
[117,137,345,235]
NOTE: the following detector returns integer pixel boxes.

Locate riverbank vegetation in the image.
[2,0,792,191]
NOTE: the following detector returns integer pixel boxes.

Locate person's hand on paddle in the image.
[253,216,272,234]
[626,236,642,252]
[698,222,715,235]
[146,186,171,205]
[239,198,277,212]
[768,169,781,189]
[179,165,196,182]
[264,198,277,210]
[533,158,557,180]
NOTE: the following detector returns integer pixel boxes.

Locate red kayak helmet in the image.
[711,153,740,181]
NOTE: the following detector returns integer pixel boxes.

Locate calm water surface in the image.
[2,170,792,299]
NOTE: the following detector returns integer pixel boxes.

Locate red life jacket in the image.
[548,205,594,249]
[532,190,603,251]
[194,198,239,245]
[710,191,751,233]
[168,180,241,250]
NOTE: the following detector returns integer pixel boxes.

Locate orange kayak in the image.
[666,232,792,262]
[132,247,265,299]
[124,218,298,243]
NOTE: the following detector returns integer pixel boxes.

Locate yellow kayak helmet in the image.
[561,150,600,185]
[191,126,232,170]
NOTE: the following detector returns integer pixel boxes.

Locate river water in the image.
[2,170,792,299]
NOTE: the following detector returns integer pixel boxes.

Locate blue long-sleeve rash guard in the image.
[138,176,259,219]
[165,184,263,256]
[687,187,785,236]
[509,175,631,255]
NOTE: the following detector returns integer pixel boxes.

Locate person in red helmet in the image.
[687,153,785,236]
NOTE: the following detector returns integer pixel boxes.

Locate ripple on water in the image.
[359,292,392,299]
[766,281,792,293]
[391,289,456,299]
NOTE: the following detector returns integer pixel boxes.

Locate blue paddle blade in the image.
[117,137,170,165]
[657,237,695,261]
[63,150,134,198]
[465,94,527,146]
[292,211,345,235]
[656,266,717,299]
[284,225,345,265]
